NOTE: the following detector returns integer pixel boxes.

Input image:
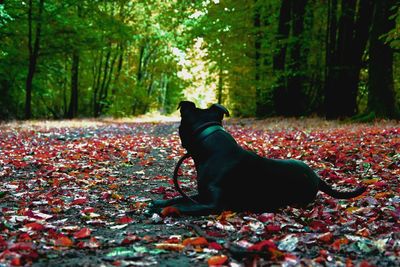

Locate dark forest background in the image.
[0,0,399,120]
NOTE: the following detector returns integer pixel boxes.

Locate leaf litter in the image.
[0,118,399,266]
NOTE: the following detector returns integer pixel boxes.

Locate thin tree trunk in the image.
[93,49,104,117]
[112,43,124,95]
[217,65,223,104]
[137,45,145,83]
[68,50,79,119]
[25,0,44,119]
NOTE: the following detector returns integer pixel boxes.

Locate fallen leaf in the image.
[55,236,73,247]
[73,228,91,239]
[161,206,181,217]
[207,254,228,266]
[24,222,45,231]
[155,243,185,251]
[182,237,208,247]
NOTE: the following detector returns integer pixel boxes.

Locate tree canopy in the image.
[0,0,399,120]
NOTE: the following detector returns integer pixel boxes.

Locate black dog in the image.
[150,101,366,215]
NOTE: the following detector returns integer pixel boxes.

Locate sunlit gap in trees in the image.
[173,37,218,109]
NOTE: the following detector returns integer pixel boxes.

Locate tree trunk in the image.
[285,0,307,116]
[366,0,399,119]
[273,0,292,72]
[325,0,356,119]
[324,0,373,119]
[272,0,292,115]
[93,44,118,117]
[25,0,44,120]
[273,0,308,116]
[67,50,79,119]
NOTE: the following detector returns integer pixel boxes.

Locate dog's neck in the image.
[183,122,238,162]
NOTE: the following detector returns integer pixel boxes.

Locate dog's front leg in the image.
[151,194,201,208]
[172,202,219,216]
[171,186,222,215]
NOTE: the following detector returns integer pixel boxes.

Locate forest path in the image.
[0,118,399,266]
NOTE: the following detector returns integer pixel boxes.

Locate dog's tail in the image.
[319,180,367,199]
[173,154,199,204]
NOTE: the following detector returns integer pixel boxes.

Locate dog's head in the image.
[177,101,229,149]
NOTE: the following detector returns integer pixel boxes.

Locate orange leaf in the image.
[73,228,91,239]
[11,257,22,266]
[207,255,228,266]
[109,184,118,190]
[374,192,391,199]
[55,236,73,247]
[52,178,60,187]
[217,211,235,222]
[161,206,181,217]
[182,237,208,247]
[356,227,370,237]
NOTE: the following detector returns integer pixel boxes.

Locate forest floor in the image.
[0,117,399,266]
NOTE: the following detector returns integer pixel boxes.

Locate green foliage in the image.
[0,0,398,119]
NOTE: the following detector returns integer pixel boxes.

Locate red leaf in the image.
[116,216,134,224]
[150,186,166,194]
[71,198,87,206]
[82,207,95,213]
[248,240,276,252]
[208,242,223,250]
[266,224,281,232]
[121,234,140,245]
[332,238,348,250]
[359,261,375,267]
[9,242,34,252]
[24,222,45,231]
[73,228,91,239]
[318,232,333,243]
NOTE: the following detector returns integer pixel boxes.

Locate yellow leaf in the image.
[155,243,185,251]
[346,207,360,213]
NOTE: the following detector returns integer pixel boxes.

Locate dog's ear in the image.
[177,101,196,114]
[210,103,230,117]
